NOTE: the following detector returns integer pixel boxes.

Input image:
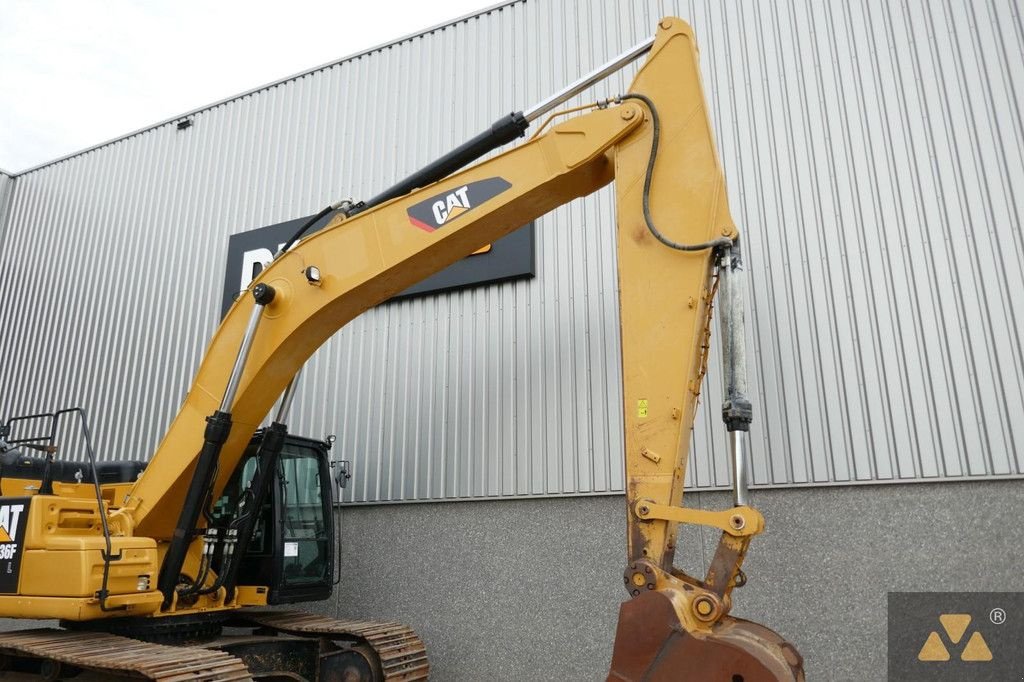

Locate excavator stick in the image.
[604,19,804,681]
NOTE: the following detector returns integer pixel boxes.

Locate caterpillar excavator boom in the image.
[0,17,802,681]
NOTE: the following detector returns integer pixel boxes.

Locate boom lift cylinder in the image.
[157,282,276,605]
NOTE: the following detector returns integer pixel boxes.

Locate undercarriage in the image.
[0,610,428,681]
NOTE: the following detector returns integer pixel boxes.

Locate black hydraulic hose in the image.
[278,205,335,259]
[175,461,223,598]
[228,487,255,529]
[619,94,733,253]
[180,549,211,598]
[195,531,230,597]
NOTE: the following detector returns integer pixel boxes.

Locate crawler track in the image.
[0,611,429,680]
[0,628,252,680]
[238,610,430,681]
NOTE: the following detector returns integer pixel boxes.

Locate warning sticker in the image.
[637,400,649,418]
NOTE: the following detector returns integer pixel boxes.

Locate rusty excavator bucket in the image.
[608,590,803,681]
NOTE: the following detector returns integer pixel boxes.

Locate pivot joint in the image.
[252,283,276,306]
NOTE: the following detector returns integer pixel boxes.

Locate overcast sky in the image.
[0,0,497,173]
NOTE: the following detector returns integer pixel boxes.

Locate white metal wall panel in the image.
[0,0,1020,504]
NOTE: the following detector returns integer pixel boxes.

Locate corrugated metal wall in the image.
[0,170,11,250]
[0,0,1020,503]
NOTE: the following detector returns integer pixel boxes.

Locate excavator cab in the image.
[212,431,336,604]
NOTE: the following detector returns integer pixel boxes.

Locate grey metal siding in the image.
[0,171,11,252]
[0,0,1020,503]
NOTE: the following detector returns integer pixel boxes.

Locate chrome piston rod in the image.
[274,375,300,424]
[523,36,656,122]
[219,283,275,413]
[337,34,654,224]
[729,431,748,507]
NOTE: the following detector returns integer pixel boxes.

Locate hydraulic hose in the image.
[620,93,733,253]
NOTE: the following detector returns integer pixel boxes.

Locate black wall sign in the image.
[0,497,31,593]
[221,214,535,317]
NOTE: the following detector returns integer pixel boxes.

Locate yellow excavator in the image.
[0,17,802,681]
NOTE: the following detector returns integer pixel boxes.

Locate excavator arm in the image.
[2,17,802,680]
